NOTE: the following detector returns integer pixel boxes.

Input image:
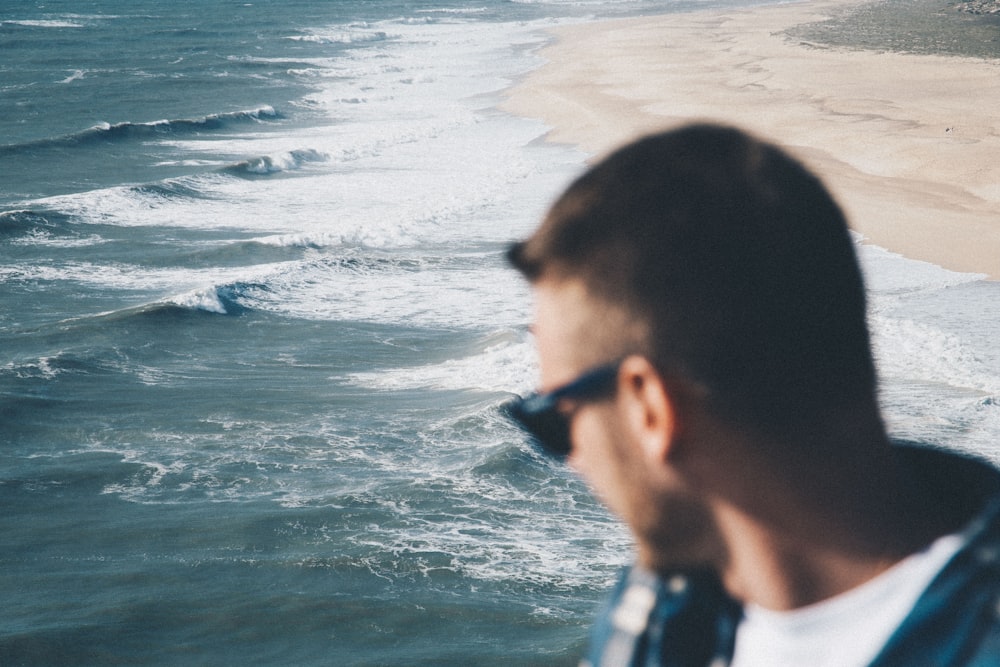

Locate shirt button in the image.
[976,546,999,564]
[668,575,688,595]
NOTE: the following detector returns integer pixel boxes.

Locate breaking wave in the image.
[0,107,281,156]
[221,148,329,177]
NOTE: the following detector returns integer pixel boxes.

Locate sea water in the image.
[1,0,998,664]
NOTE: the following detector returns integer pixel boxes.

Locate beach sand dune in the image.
[504,0,1000,277]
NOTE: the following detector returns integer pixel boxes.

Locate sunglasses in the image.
[502,361,620,459]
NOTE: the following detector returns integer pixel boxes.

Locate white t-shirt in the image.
[730,532,965,667]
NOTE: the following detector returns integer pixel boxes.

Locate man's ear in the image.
[617,355,680,464]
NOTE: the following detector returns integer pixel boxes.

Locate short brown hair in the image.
[508,124,877,435]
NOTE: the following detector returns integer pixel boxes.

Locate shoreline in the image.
[503,0,1000,278]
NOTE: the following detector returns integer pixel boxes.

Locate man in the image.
[504,124,1000,666]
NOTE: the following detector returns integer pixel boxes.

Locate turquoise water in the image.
[2,0,999,664]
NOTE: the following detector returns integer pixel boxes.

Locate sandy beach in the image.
[504,0,1000,278]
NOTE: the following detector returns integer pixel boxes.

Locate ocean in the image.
[1,0,998,664]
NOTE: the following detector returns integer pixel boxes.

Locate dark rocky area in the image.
[955,0,1000,15]
[786,0,1000,59]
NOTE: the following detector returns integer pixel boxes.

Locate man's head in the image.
[509,123,877,442]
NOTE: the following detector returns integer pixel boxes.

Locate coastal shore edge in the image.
[503,0,1000,278]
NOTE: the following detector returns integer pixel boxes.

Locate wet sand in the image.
[504,0,1000,277]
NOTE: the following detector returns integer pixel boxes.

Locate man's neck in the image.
[714,503,909,610]
[698,417,955,611]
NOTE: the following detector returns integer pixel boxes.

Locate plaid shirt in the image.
[581,448,1000,667]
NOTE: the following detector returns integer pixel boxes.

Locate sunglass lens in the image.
[502,397,572,459]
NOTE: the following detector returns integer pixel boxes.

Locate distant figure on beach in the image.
[505,123,1000,666]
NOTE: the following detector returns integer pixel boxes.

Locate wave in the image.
[0,351,123,382]
[414,7,490,14]
[0,209,77,239]
[181,280,280,316]
[128,179,221,201]
[2,177,219,239]
[249,232,351,249]
[221,148,328,177]
[106,281,267,318]
[158,287,232,315]
[49,283,265,328]
[286,24,392,45]
[0,106,282,156]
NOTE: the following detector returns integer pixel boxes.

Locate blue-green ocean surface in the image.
[2,0,998,664]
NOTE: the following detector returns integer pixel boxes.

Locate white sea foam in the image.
[871,314,1000,396]
[858,240,985,294]
[859,239,997,395]
[287,28,393,45]
[152,159,228,167]
[4,259,300,318]
[854,236,1000,464]
[249,254,533,328]
[415,6,489,14]
[347,491,631,591]
[345,337,537,393]
[2,356,64,380]
[3,19,85,28]
[25,14,578,261]
[58,69,87,84]
[6,229,104,248]
[167,287,230,314]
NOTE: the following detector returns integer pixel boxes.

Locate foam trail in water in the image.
[2,19,86,28]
